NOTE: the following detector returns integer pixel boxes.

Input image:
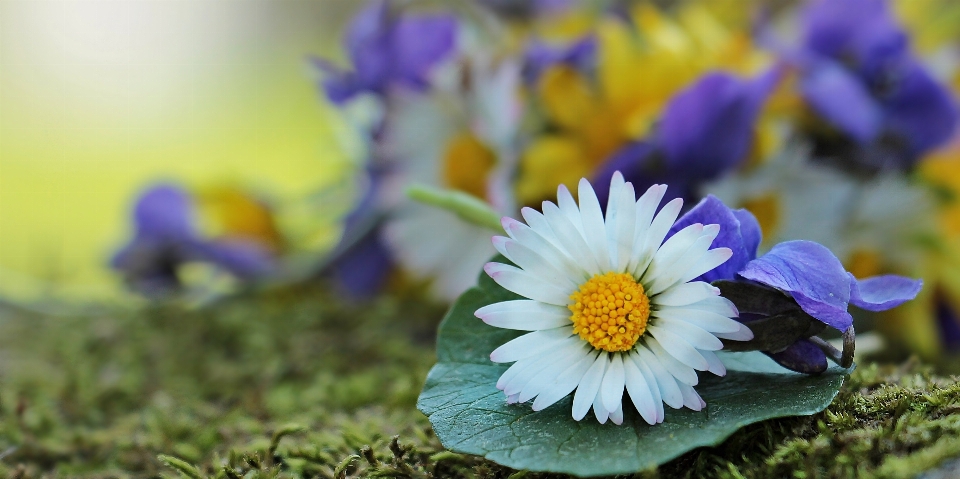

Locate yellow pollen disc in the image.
[568,272,650,352]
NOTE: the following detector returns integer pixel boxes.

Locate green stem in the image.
[406,184,504,232]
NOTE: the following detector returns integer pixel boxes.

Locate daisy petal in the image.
[517,342,589,403]
[644,336,699,386]
[492,235,510,258]
[645,325,709,370]
[653,320,724,351]
[632,197,684,276]
[578,178,612,272]
[611,181,637,272]
[503,342,568,396]
[542,202,601,276]
[680,296,739,317]
[675,247,734,287]
[636,346,683,409]
[623,353,658,425]
[506,393,520,404]
[476,300,571,331]
[647,232,718,295]
[489,327,572,363]
[502,217,587,283]
[629,350,665,422]
[652,281,720,307]
[497,356,536,390]
[572,353,607,421]
[677,381,705,411]
[592,391,609,424]
[532,350,598,411]
[714,323,754,341]
[484,262,571,306]
[654,307,742,333]
[557,185,585,235]
[633,184,668,241]
[600,353,626,412]
[700,350,727,377]
[519,208,565,252]
[502,239,579,290]
[609,402,625,425]
[641,223,703,284]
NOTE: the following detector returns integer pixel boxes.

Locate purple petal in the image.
[883,60,959,158]
[739,240,854,331]
[345,0,393,91]
[801,0,889,59]
[656,69,780,179]
[848,13,908,81]
[800,61,883,143]
[669,195,761,282]
[312,58,363,105]
[766,339,828,374]
[848,273,922,312]
[391,12,458,89]
[733,208,762,259]
[523,35,597,84]
[131,184,196,240]
[328,227,395,297]
[194,239,275,279]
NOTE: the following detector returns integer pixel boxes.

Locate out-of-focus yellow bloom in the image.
[516,3,776,206]
[197,186,286,254]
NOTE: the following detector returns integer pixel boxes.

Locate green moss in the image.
[0,286,958,478]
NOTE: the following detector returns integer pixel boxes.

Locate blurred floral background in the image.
[0,0,359,301]
[4,0,960,476]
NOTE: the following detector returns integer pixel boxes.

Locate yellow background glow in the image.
[0,0,359,301]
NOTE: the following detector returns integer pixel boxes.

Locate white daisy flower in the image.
[475,173,753,425]
[382,56,522,301]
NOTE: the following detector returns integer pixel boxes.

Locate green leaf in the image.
[417,271,850,477]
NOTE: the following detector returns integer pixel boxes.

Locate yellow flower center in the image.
[441,132,497,201]
[568,272,651,352]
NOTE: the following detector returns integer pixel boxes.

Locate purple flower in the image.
[112,185,274,298]
[320,168,395,297]
[313,0,458,104]
[594,69,780,206]
[523,35,597,84]
[797,0,958,167]
[675,195,922,373]
[740,241,922,331]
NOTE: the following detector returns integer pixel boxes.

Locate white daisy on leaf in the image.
[475,173,754,425]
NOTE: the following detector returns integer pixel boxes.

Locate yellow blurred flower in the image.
[516,2,776,205]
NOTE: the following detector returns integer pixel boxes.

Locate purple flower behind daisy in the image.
[523,35,597,84]
[313,0,458,105]
[795,0,958,169]
[594,68,781,206]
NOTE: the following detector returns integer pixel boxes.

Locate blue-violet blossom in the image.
[795,0,958,168]
[313,0,458,105]
[594,68,781,206]
[675,195,923,373]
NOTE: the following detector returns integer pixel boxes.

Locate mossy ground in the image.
[1,286,958,479]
